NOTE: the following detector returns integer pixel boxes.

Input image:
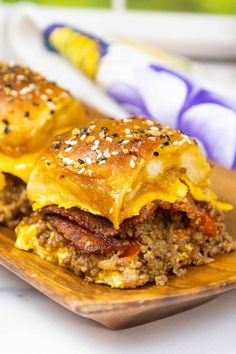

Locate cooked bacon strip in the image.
[42,205,116,236]
[47,215,131,255]
[42,201,159,237]
[43,193,216,242]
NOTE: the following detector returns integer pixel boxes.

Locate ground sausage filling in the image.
[0,174,32,229]
[17,201,236,288]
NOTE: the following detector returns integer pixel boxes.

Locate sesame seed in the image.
[122,140,129,145]
[78,167,85,174]
[72,128,80,136]
[122,148,129,154]
[123,118,132,123]
[45,88,53,95]
[19,84,35,95]
[41,94,48,101]
[87,170,93,177]
[146,119,154,126]
[85,157,92,164]
[99,132,105,139]
[104,149,111,158]
[109,207,113,214]
[60,91,70,98]
[111,151,119,155]
[10,90,18,97]
[89,124,96,130]
[64,147,72,153]
[106,137,112,142]
[47,101,56,110]
[98,160,106,165]
[94,139,100,146]
[16,74,26,81]
[91,145,97,151]
[80,135,86,141]
[130,159,135,168]
[65,140,77,145]
[62,157,74,165]
[125,128,131,134]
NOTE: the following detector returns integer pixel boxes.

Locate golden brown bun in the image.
[0,62,88,157]
[27,116,217,228]
[0,62,91,186]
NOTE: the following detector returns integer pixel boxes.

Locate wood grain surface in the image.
[0,163,235,329]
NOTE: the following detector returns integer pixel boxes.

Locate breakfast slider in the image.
[0,62,88,228]
[15,116,235,288]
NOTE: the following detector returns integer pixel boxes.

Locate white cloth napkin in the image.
[4,3,126,117]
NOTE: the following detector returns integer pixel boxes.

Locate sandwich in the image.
[15,116,236,288]
[0,62,88,228]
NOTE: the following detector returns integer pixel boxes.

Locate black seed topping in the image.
[46,162,51,166]
[153,151,159,156]
[52,143,61,150]
[101,157,107,161]
[2,119,9,125]
[80,127,88,134]
[163,141,169,146]
[47,98,52,102]
[32,101,39,107]
[4,127,10,134]
[111,133,119,138]
[24,111,30,118]
[78,159,85,164]
[50,110,55,115]
[164,135,170,141]
[101,127,108,133]
[118,139,124,144]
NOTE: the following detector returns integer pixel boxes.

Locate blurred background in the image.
[1,0,236,14]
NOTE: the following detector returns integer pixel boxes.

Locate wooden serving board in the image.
[0,163,235,329]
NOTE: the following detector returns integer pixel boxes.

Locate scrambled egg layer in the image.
[15,223,69,266]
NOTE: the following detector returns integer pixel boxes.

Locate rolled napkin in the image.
[44,24,236,170]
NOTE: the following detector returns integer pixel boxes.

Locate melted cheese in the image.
[0,151,40,188]
[15,223,69,265]
[182,176,232,211]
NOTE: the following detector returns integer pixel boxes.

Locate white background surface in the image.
[0,5,236,354]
